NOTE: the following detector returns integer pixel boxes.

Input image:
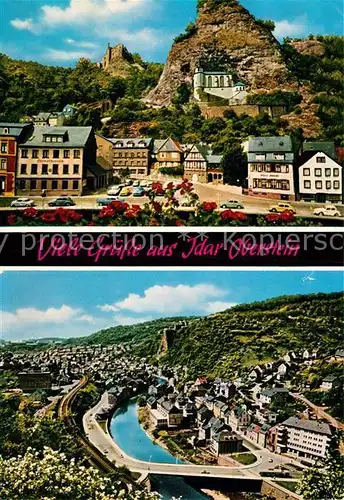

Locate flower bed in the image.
[5,180,318,227]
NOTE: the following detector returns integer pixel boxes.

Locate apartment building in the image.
[17,126,96,196]
[298,142,342,203]
[247,136,295,200]
[277,417,332,461]
[0,122,33,196]
[109,137,153,178]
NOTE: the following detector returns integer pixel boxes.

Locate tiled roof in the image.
[19,126,93,148]
[109,137,153,148]
[303,141,336,160]
[248,136,293,153]
[0,122,32,137]
[281,417,332,436]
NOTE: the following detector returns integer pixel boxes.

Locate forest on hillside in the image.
[0,35,343,148]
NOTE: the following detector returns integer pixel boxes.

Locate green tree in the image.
[298,433,344,500]
[220,145,247,185]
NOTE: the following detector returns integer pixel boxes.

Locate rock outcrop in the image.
[99,43,143,78]
[144,0,298,106]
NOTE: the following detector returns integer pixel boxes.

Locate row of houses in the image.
[1,122,342,202]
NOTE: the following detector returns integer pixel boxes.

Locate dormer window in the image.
[3,128,9,135]
[138,141,146,148]
[45,136,51,142]
[114,142,123,148]
[127,141,134,148]
[274,153,285,160]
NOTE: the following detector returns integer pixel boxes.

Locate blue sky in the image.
[1,270,342,341]
[0,0,343,65]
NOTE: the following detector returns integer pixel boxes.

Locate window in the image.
[45,136,51,142]
[326,181,331,190]
[0,159,6,170]
[52,164,58,175]
[334,181,340,189]
[72,180,79,190]
[315,168,322,177]
[3,128,9,134]
[31,164,38,175]
[334,168,340,177]
[19,179,26,190]
[20,164,27,174]
[43,150,49,158]
[1,142,7,153]
[74,150,80,159]
[52,180,58,189]
[324,168,331,177]
[316,156,326,163]
[315,181,322,189]
[41,180,47,190]
[42,164,48,174]
[304,180,311,189]
[53,150,60,159]
[57,136,63,143]
[21,149,28,158]
[63,150,70,159]
[256,154,266,161]
[30,180,37,190]
[274,153,285,160]
[62,180,68,190]
[32,150,39,158]
[73,164,79,174]
[51,136,57,143]
[63,164,69,175]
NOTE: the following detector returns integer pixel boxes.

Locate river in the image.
[109,398,210,500]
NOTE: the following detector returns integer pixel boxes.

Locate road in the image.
[83,393,301,481]
[292,392,344,430]
[3,181,344,220]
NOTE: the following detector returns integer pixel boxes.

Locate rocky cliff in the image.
[99,43,143,78]
[145,0,298,106]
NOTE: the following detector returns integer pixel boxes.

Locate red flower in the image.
[98,207,115,218]
[234,211,247,222]
[265,213,280,223]
[166,182,174,190]
[88,221,97,226]
[41,212,56,223]
[202,201,217,212]
[8,214,16,225]
[280,209,295,222]
[68,211,83,222]
[151,182,164,195]
[152,201,162,214]
[125,205,142,219]
[23,208,38,218]
[109,200,128,213]
[55,208,70,223]
[221,209,237,221]
[176,219,185,226]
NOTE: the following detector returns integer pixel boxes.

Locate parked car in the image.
[269,202,296,214]
[123,179,132,186]
[11,198,35,208]
[48,198,76,207]
[220,200,244,209]
[97,197,123,207]
[107,186,122,196]
[120,187,132,197]
[132,180,140,187]
[313,204,341,217]
[133,187,145,197]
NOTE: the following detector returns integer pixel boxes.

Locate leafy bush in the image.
[247,91,302,112]
[174,23,197,44]
[159,167,184,176]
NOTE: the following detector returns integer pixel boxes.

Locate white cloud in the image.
[112,28,171,49]
[65,38,98,49]
[112,315,154,326]
[10,18,36,32]
[1,305,83,331]
[44,48,96,62]
[98,284,230,316]
[204,301,237,315]
[1,305,98,334]
[11,0,152,33]
[274,18,307,38]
